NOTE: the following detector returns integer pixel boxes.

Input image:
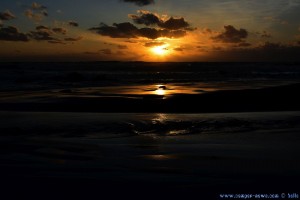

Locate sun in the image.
[151,45,169,56]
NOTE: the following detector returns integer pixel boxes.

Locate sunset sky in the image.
[1,0,300,62]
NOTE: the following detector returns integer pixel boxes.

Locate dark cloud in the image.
[174,47,184,51]
[159,29,186,38]
[90,22,137,38]
[129,10,161,26]
[0,26,29,42]
[29,29,56,41]
[206,42,300,62]
[64,36,83,41]
[144,41,166,47]
[69,21,79,27]
[0,10,16,21]
[121,0,154,6]
[159,17,190,30]
[213,25,248,43]
[138,27,159,39]
[27,25,80,44]
[90,22,187,39]
[36,25,50,31]
[52,27,67,35]
[129,11,192,30]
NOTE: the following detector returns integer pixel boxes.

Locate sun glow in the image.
[155,88,166,95]
[151,45,169,56]
[154,85,167,95]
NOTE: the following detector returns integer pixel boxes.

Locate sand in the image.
[0,111,299,198]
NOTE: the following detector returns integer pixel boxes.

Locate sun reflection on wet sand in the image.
[50,83,211,99]
[154,85,167,96]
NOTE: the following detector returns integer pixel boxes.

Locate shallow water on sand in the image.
[1,111,300,138]
[0,111,300,195]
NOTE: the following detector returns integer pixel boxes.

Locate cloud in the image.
[24,2,48,22]
[0,10,16,21]
[213,25,248,43]
[174,47,184,51]
[29,26,56,41]
[48,40,65,44]
[69,21,79,27]
[52,27,67,35]
[24,9,44,22]
[90,22,187,39]
[144,41,166,47]
[90,22,138,38]
[31,2,47,10]
[129,10,161,26]
[26,25,81,44]
[129,10,192,30]
[64,36,83,41]
[84,51,99,55]
[0,26,29,42]
[99,49,112,55]
[36,25,50,31]
[29,30,56,41]
[121,0,154,6]
[206,42,300,62]
[117,45,128,49]
[159,17,190,30]
[235,42,252,47]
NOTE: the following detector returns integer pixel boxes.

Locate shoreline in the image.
[1,83,300,113]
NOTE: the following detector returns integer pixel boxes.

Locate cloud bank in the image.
[89,22,187,39]
[90,10,194,40]
[129,10,191,30]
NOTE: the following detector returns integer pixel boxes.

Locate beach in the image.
[0,62,300,199]
[1,111,300,198]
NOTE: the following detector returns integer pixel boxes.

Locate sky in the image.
[1,0,300,62]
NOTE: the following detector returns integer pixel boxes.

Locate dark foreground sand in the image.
[0,111,299,199]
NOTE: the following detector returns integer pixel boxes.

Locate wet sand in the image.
[1,63,300,198]
[0,111,300,199]
[0,83,300,113]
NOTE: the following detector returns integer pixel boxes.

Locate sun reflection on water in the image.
[154,85,168,96]
[155,88,166,96]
